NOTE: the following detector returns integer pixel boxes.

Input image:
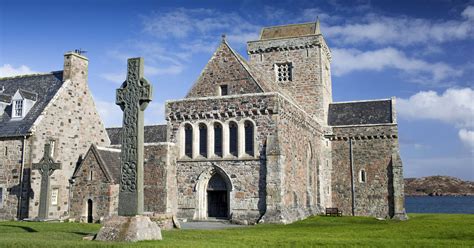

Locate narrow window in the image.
[4,147,7,156]
[359,170,366,183]
[199,123,208,157]
[214,123,223,157]
[275,63,292,82]
[49,140,55,158]
[244,120,254,156]
[14,100,23,117]
[51,188,59,205]
[0,187,3,208]
[220,85,228,96]
[184,124,193,157]
[229,122,238,156]
[89,170,93,181]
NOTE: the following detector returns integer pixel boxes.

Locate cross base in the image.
[95,215,162,242]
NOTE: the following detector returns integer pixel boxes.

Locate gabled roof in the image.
[328,99,393,126]
[260,21,321,40]
[72,145,121,183]
[0,72,64,137]
[106,124,168,145]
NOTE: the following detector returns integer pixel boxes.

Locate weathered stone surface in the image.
[95,215,162,242]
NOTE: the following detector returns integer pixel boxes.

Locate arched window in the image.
[359,169,366,183]
[184,124,193,157]
[229,121,238,156]
[244,120,254,156]
[214,123,223,157]
[199,123,207,157]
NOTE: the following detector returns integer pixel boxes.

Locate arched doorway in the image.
[207,173,228,218]
[87,199,93,223]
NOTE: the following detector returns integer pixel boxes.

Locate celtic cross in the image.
[32,143,61,219]
[116,57,153,216]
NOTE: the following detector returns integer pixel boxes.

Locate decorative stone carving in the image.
[32,143,61,219]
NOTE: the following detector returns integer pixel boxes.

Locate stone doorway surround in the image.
[194,165,233,220]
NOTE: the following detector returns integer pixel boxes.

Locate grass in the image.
[0,214,473,247]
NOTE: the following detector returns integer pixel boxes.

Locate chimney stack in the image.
[63,51,88,82]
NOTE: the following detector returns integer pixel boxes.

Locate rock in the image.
[172,215,181,229]
[95,215,162,242]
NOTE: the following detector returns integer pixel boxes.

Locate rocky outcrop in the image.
[405,176,474,196]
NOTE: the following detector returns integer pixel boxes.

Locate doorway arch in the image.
[87,199,93,223]
[194,165,233,220]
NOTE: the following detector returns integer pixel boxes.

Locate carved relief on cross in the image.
[116,57,153,216]
[32,143,61,219]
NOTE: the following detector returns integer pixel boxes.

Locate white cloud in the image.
[326,6,474,46]
[0,64,37,77]
[398,88,474,149]
[332,47,462,84]
[95,99,123,127]
[459,129,474,149]
[100,72,125,84]
[144,102,165,125]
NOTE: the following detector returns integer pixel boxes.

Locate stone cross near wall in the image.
[116,57,153,216]
[32,143,61,219]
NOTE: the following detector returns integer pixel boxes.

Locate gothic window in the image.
[229,121,238,156]
[184,124,193,158]
[244,121,254,156]
[359,169,366,183]
[214,123,223,157]
[13,100,23,117]
[275,62,292,82]
[199,123,208,157]
[220,85,228,96]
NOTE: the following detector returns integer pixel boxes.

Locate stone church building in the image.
[0,21,406,224]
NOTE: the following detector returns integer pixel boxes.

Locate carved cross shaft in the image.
[116,57,153,216]
[32,143,61,219]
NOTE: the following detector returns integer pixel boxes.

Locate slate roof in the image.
[106,124,168,145]
[96,147,121,183]
[0,72,64,137]
[328,99,393,126]
[260,22,320,40]
[0,93,11,103]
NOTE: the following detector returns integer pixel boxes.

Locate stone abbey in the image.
[0,21,407,224]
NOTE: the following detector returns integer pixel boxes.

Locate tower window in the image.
[275,63,292,82]
[229,122,238,156]
[199,123,208,157]
[220,85,228,96]
[244,121,254,156]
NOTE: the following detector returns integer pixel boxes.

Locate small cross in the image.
[32,143,61,219]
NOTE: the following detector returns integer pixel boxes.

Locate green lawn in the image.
[0,214,473,247]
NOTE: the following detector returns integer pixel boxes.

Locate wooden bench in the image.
[325,208,342,217]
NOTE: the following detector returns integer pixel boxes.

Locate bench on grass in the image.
[325,208,342,217]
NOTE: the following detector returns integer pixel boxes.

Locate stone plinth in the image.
[95,216,162,242]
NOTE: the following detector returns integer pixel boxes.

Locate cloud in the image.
[459,129,474,149]
[144,102,165,125]
[100,72,125,84]
[397,87,474,149]
[332,47,462,84]
[0,64,37,77]
[326,6,474,46]
[95,98,165,127]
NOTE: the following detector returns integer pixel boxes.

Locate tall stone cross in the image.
[32,143,61,219]
[116,57,153,216]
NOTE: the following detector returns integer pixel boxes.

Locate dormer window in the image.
[13,100,23,118]
[275,62,292,82]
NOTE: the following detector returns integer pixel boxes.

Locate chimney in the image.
[63,50,88,82]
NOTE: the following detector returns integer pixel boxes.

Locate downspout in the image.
[349,137,355,216]
[17,135,27,220]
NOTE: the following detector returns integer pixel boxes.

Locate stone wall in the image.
[186,41,263,98]
[247,35,332,122]
[0,137,28,220]
[330,124,401,218]
[69,149,118,223]
[28,53,110,219]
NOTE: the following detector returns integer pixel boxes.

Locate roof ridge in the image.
[0,70,63,80]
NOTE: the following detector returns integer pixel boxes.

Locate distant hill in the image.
[404,176,474,196]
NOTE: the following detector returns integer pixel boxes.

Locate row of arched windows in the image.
[181,120,256,159]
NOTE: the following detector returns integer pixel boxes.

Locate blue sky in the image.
[1,0,473,180]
